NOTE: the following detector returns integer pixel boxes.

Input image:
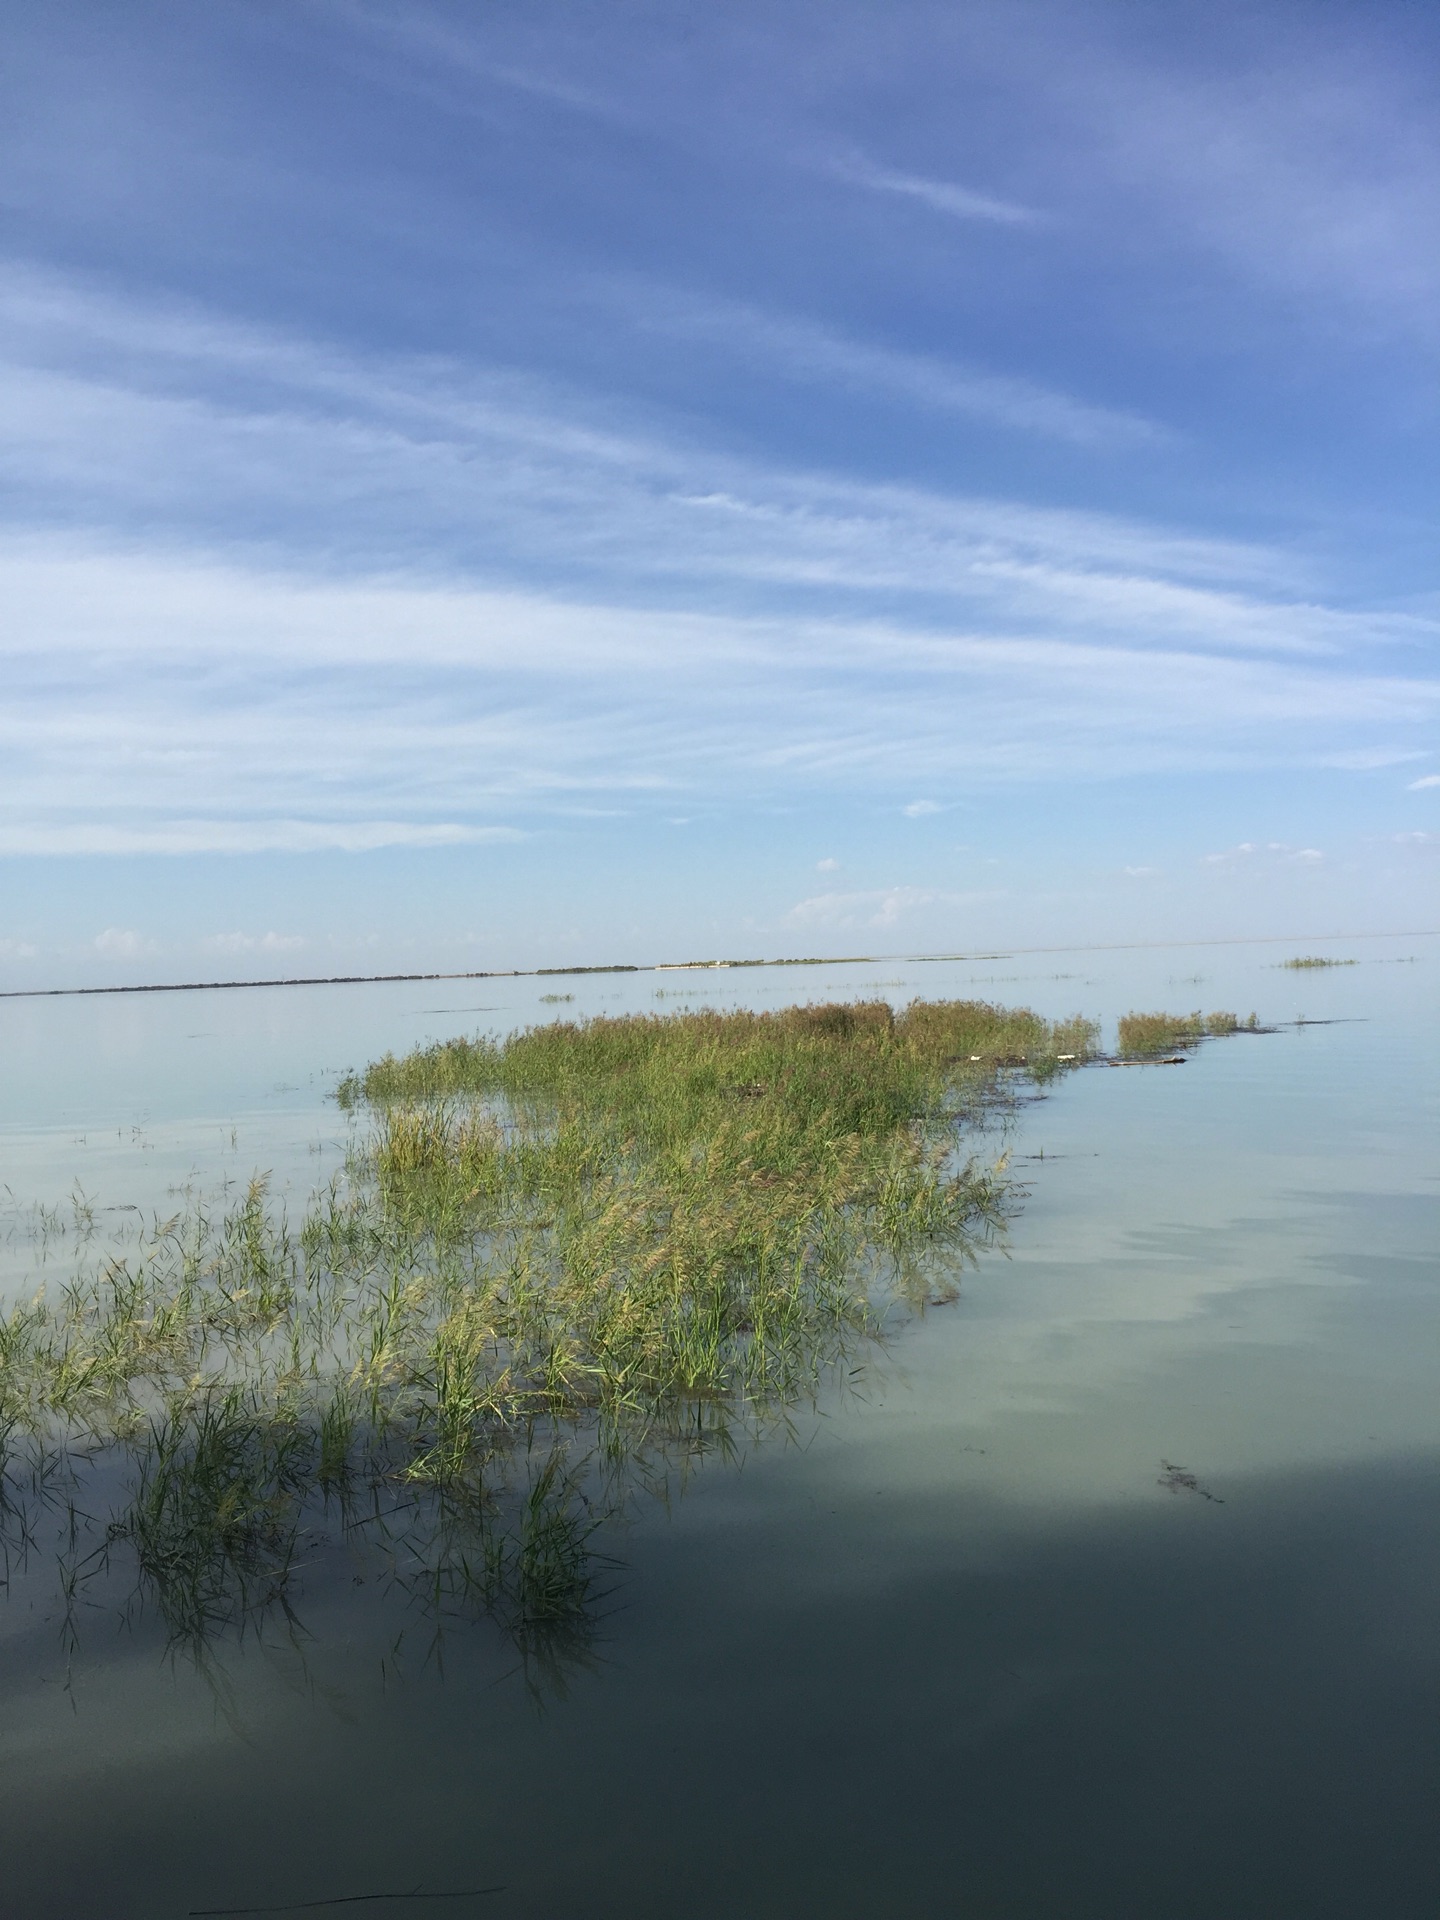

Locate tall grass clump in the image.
[1117,1009,1258,1055]
[342,1000,1100,1414]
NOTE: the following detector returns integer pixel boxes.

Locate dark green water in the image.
[2,939,1436,1918]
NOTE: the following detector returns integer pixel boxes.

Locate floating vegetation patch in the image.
[1116,1010,1258,1056]
[2,999,1102,1670]
[1281,956,1357,970]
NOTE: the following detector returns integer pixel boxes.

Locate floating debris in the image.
[1158,1460,1223,1503]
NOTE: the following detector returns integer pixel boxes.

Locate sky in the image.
[2,0,1438,987]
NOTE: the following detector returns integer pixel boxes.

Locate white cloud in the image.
[1203,841,1325,868]
[0,263,1367,622]
[902,800,943,817]
[0,268,1437,855]
[93,927,155,958]
[201,931,306,955]
[816,856,841,872]
[1408,774,1440,790]
[0,937,39,959]
[1123,865,1160,878]
[786,884,991,931]
[3,538,1437,852]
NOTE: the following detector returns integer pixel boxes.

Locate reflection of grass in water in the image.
[1,999,1099,1672]
[1281,955,1357,970]
[1117,1009,1258,1055]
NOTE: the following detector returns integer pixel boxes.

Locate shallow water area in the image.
[1,937,1437,1918]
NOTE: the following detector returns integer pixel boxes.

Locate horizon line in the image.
[0,926,1433,1002]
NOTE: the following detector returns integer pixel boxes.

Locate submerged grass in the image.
[2,998,1098,1661]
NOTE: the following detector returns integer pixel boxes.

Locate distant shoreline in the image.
[0,926,1432,1002]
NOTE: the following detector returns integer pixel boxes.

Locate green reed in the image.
[1116,1009,1258,1056]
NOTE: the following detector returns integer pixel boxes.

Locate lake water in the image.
[1,938,1436,1919]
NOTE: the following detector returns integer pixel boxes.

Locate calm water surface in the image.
[1,939,1436,1918]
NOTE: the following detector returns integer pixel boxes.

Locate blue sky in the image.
[2,0,1438,985]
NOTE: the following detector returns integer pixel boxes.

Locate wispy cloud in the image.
[786,884,993,931]
[5,533,1437,855]
[1323,748,1431,771]
[1407,774,1440,790]
[329,0,625,121]
[992,10,1440,344]
[0,0,1433,976]
[1,265,1368,630]
[831,153,1040,227]
[1,268,1437,857]
[646,295,1160,447]
[0,818,523,857]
